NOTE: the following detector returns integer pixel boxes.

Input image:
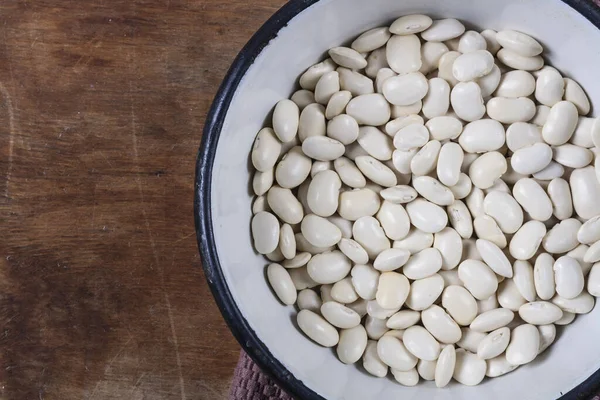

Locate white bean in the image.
[519,301,563,325]
[486,97,536,123]
[386,34,422,74]
[422,78,450,118]
[435,345,456,388]
[510,143,552,175]
[447,200,474,239]
[469,151,507,189]
[421,19,465,41]
[337,325,368,364]
[422,304,462,344]
[477,327,510,359]
[564,78,591,115]
[383,72,429,106]
[459,119,505,153]
[403,248,443,280]
[497,49,544,71]
[506,122,542,152]
[403,325,441,361]
[534,253,556,300]
[297,309,339,347]
[496,70,536,98]
[512,260,537,302]
[458,259,498,300]
[470,308,514,332]
[406,199,448,233]
[338,188,381,221]
[410,140,441,176]
[542,101,578,145]
[451,82,486,122]
[355,156,397,187]
[405,274,445,311]
[377,335,418,371]
[505,324,540,365]
[510,221,546,260]
[346,93,391,126]
[453,349,486,386]
[376,201,410,241]
[352,27,391,53]
[452,50,494,82]
[570,166,600,219]
[327,114,359,144]
[512,178,553,221]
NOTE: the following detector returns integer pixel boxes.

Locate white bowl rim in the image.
[195,1,600,398]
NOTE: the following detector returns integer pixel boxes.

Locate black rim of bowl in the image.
[195,1,600,398]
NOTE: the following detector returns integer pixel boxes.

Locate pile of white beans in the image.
[249,14,600,387]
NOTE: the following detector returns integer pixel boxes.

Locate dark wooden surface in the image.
[0,1,284,399]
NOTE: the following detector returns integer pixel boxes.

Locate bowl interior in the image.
[207,0,600,398]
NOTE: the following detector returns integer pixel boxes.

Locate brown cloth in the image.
[230,351,294,400]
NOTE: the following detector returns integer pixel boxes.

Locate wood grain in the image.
[0,1,284,399]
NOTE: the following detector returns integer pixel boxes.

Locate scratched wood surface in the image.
[0,1,285,399]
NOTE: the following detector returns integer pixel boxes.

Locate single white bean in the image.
[406,199,448,233]
[458,259,498,300]
[377,335,418,371]
[496,70,536,98]
[513,260,537,302]
[453,349,486,386]
[376,201,411,241]
[403,248,443,280]
[435,344,456,388]
[357,126,393,161]
[353,216,391,259]
[346,93,391,126]
[542,100,579,145]
[421,19,466,42]
[393,228,434,254]
[470,308,515,332]
[337,325,368,364]
[459,119,505,153]
[512,178,553,221]
[497,49,544,71]
[329,47,367,69]
[452,50,494,82]
[564,78,591,115]
[422,304,462,344]
[387,34,422,74]
[505,324,540,365]
[535,67,564,107]
[486,97,536,124]
[338,188,381,221]
[422,78,450,119]
[383,72,429,106]
[410,140,441,177]
[469,151,508,189]
[403,325,441,361]
[518,301,563,325]
[497,278,527,311]
[447,200,474,239]
[570,166,600,219]
[534,253,556,300]
[300,58,336,90]
[510,221,546,260]
[477,327,510,359]
[390,14,433,35]
[327,113,359,145]
[405,274,445,311]
[451,82,486,122]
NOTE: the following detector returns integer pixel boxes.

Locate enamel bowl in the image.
[195,0,600,398]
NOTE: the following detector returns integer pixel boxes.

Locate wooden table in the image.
[0,1,284,398]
